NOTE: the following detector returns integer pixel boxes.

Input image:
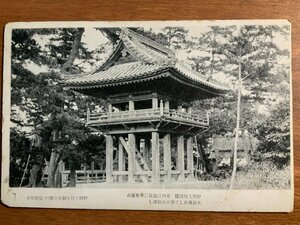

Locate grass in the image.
[211,161,291,190]
[76,162,291,190]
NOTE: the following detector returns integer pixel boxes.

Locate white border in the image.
[1,20,294,212]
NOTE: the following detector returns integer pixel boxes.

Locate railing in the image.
[165,109,209,125]
[62,170,106,185]
[42,169,193,185]
[88,108,209,126]
[89,108,161,122]
[111,170,192,183]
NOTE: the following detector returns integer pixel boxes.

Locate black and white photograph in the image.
[1,20,293,211]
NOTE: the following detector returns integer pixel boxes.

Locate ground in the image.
[76,181,227,189]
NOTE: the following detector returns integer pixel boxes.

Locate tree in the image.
[67,134,106,186]
[10,28,107,187]
[215,25,290,188]
[255,101,290,168]
[61,28,85,73]
[187,26,228,80]
[189,24,289,186]
[162,27,189,50]
[131,28,169,46]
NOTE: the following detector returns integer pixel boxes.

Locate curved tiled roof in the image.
[120,28,174,65]
[66,62,168,87]
[64,28,230,93]
[173,62,229,91]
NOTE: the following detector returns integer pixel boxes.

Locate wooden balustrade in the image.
[43,168,193,186]
[88,108,209,126]
[61,170,106,184]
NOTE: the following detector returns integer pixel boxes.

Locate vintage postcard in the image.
[1,20,293,212]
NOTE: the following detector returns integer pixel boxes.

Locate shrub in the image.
[228,161,291,189]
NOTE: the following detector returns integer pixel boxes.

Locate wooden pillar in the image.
[160,100,164,116]
[152,97,158,109]
[60,161,65,171]
[105,135,113,183]
[128,133,136,183]
[108,103,112,113]
[86,107,90,123]
[144,138,151,169]
[151,132,160,183]
[177,105,183,113]
[177,135,185,181]
[118,137,125,182]
[129,99,134,111]
[163,134,171,182]
[187,136,194,180]
[164,100,170,110]
[187,106,192,114]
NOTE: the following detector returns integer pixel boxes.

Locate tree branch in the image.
[62,28,84,73]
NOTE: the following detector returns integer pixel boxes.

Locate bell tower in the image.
[65,28,229,184]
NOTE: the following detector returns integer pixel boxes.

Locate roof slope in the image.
[67,62,168,86]
[64,28,230,93]
[212,136,259,151]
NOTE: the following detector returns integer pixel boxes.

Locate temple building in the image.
[208,135,259,172]
[64,28,229,184]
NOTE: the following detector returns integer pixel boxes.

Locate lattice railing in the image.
[87,108,209,126]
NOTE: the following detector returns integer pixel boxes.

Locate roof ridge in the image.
[176,61,207,79]
[173,62,230,91]
[91,40,123,73]
[123,28,175,57]
[106,61,142,68]
[89,28,175,74]
[122,35,155,64]
[121,29,173,65]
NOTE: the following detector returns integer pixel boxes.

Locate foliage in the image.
[198,161,291,190]
[187,25,291,184]
[161,27,189,49]
[132,28,169,46]
[225,161,291,189]
[9,28,107,187]
[255,101,290,168]
[187,26,228,78]
[9,129,31,187]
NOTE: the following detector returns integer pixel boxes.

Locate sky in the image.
[81,27,110,51]
[25,25,290,75]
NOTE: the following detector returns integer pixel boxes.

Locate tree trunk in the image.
[208,34,216,81]
[208,52,214,80]
[230,49,242,189]
[62,28,84,73]
[68,164,77,187]
[47,151,56,187]
[99,28,120,44]
[55,162,63,188]
[194,136,208,173]
[19,154,31,187]
[47,150,61,188]
[25,164,40,187]
[55,172,62,188]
